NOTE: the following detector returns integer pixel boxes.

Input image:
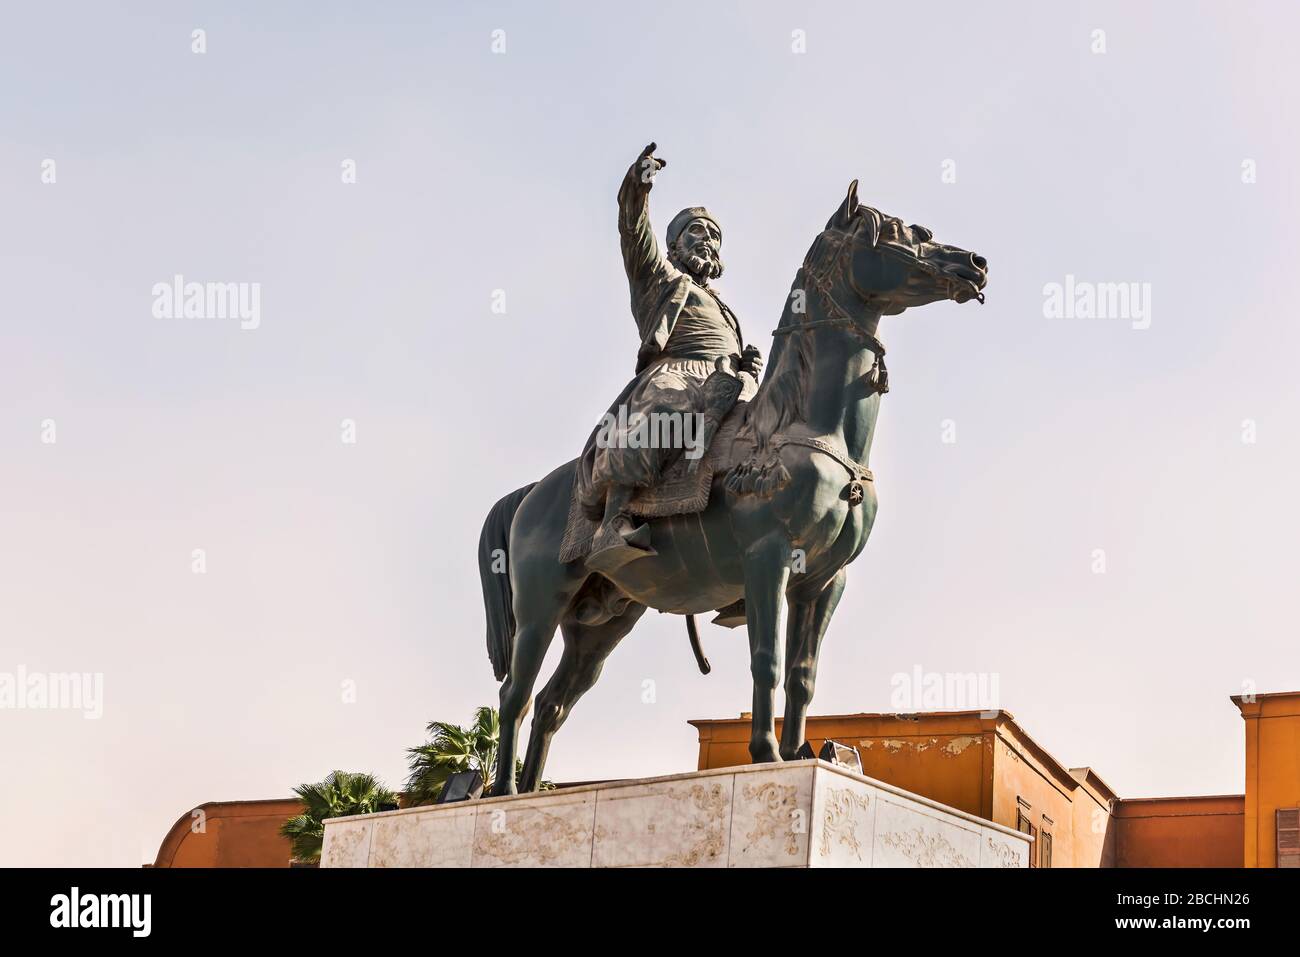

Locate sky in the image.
[2,1,1298,866]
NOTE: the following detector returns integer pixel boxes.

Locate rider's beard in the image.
[669,242,724,282]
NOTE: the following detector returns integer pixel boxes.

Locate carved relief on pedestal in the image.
[881,825,975,868]
[742,781,801,856]
[473,808,589,866]
[661,782,730,866]
[819,787,872,861]
[985,835,1022,868]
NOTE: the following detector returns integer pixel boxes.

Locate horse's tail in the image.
[479,482,537,681]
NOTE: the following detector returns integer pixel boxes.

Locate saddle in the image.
[559,397,754,565]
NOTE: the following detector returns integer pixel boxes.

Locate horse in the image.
[477,180,988,794]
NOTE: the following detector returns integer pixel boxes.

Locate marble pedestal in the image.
[320,759,1030,868]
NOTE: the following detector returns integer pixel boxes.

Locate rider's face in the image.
[672,218,723,280]
[679,218,721,261]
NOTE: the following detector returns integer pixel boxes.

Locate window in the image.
[1040,829,1053,868]
[1016,799,1037,868]
[1016,797,1032,833]
[1278,808,1300,868]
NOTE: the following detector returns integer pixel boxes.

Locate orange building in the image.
[1111,796,1244,868]
[1232,691,1300,868]
[153,798,303,868]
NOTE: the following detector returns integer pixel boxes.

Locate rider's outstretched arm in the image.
[618,143,667,293]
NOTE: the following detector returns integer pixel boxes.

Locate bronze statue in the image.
[477,143,988,793]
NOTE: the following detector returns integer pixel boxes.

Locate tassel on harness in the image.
[686,614,711,675]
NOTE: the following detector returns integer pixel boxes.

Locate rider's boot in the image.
[586,484,656,574]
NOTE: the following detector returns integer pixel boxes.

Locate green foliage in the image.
[406,705,551,804]
[280,770,396,864]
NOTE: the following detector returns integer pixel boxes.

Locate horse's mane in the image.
[726,268,817,496]
[742,274,815,446]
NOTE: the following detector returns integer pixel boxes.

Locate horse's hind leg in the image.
[495,621,560,796]
[488,459,594,797]
[519,602,647,792]
[493,561,584,796]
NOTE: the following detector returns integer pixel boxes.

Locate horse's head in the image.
[815,180,988,318]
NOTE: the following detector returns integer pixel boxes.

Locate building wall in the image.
[153,799,303,867]
[1235,692,1300,867]
[1112,796,1244,868]
[1069,773,1118,868]
[989,725,1094,868]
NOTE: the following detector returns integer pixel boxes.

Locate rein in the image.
[772,225,890,395]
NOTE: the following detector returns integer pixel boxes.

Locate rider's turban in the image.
[666,207,722,248]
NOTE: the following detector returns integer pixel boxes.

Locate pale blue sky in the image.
[2,1,1298,865]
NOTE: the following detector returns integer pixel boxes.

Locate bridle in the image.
[772,220,890,395]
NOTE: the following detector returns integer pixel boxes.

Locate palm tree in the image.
[406,705,547,804]
[280,770,397,864]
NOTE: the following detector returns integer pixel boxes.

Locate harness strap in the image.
[772,253,891,394]
[772,434,873,483]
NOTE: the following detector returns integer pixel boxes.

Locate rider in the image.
[581,143,763,572]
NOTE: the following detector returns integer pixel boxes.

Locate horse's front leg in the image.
[742,531,792,763]
[780,569,847,760]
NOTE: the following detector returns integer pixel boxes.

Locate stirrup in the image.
[711,598,746,628]
[586,520,655,574]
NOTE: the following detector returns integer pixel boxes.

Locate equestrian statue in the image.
[477,143,988,794]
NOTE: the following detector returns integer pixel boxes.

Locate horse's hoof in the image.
[749,735,782,764]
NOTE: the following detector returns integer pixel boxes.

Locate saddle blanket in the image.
[559,409,749,564]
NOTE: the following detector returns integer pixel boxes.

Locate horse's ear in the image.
[859,205,881,247]
[827,179,859,229]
